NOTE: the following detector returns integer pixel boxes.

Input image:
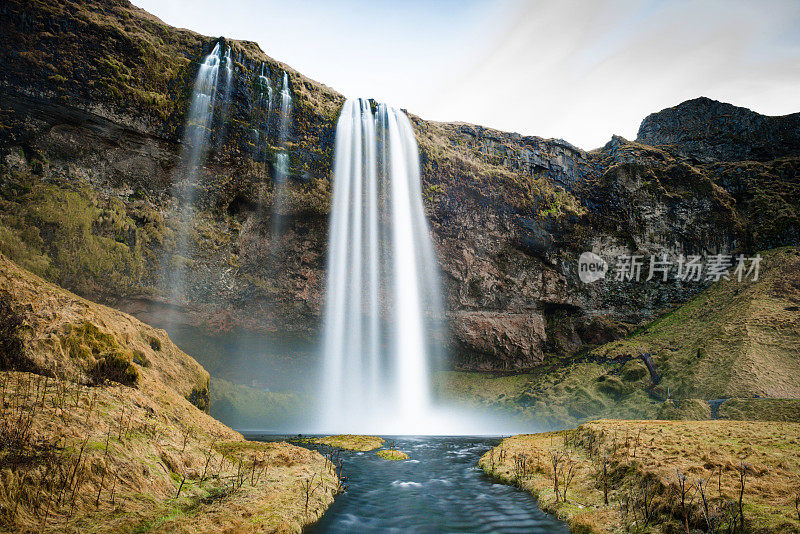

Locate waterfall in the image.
[321,98,444,434]
[179,42,222,186]
[271,71,292,237]
[257,63,273,175]
[163,42,224,303]
[215,46,234,150]
[275,71,292,183]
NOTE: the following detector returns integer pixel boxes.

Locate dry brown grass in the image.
[481,420,800,533]
[0,255,340,532]
[0,254,209,404]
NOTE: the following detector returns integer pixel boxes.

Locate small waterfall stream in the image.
[215,46,234,150]
[163,42,226,302]
[179,42,223,187]
[321,98,444,434]
[271,71,292,237]
[257,63,273,177]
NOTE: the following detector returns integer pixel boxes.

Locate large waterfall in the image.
[321,98,444,434]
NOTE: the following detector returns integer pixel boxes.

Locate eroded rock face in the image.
[637,97,800,162]
[452,311,547,370]
[1,0,798,371]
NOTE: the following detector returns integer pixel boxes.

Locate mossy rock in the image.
[89,350,139,387]
[620,360,649,382]
[187,385,210,412]
[65,322,123,362]
[376,449,409,461]
[65,322,139,386]
[595,375,627,399]
[567,386,606,418]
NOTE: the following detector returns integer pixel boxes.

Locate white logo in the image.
[578,252,607,283]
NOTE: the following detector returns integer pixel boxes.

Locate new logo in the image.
[578,252,607,283]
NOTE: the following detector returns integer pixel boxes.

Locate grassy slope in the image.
[437,247,800,429]
[0,254,338,532]
[593,246,800,399]
[481,420,800,533]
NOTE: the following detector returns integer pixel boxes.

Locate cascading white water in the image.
[179,42,222,183]
[275,71,292,185]
[163,42,225,302]
[271,72,292,236]
[257,63,273,174]
[321,98,444,434]
[215,46,234,150]
[278,72,292,145]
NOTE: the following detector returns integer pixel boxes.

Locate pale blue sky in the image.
[132,0,800,149]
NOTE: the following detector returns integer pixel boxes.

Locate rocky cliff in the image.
[637,96,800,162]
[1,0,798,375]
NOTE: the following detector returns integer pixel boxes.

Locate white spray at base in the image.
[320,98,446,434]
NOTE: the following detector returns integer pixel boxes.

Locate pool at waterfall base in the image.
[245,434,569,533]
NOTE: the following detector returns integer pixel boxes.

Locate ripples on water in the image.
[248,435,568,534]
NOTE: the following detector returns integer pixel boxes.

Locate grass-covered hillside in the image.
[481,420,800,533]
[0,254,339,532]
[438,247,800,428]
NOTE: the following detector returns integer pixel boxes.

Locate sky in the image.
[131,0,800,149]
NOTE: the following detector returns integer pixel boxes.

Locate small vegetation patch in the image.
[376,449,409,461]
[64,322,139,386]
[89,349,139,386]
[0,289,25,371]
[299,435,384,452]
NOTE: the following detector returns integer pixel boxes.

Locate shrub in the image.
[0,290,26,371]
[89,351,139,386]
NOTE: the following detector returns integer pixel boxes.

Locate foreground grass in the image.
[297,435,385,452]
[0,371,340,533]
[480,420,800,533]
[0,255,339,532]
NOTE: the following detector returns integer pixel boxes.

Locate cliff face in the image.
[1,0,798,372]
[637,97,800,162]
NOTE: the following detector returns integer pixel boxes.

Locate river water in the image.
[246,434,568,534]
